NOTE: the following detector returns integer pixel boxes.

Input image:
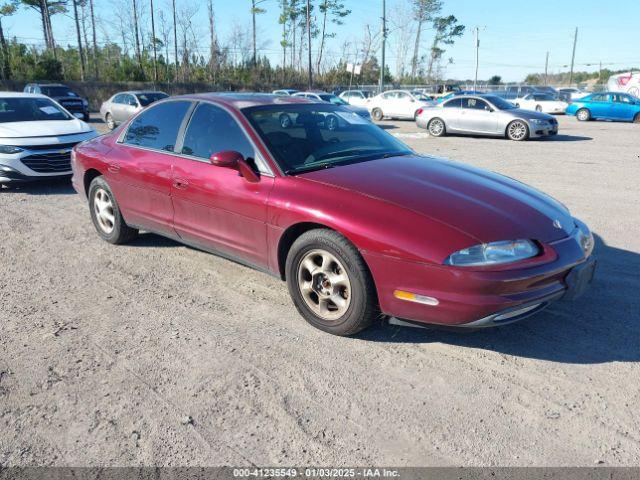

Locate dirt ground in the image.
[1,115,639,467]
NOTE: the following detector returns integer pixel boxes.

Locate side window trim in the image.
[117,99,195,154]
[174,100,274,177]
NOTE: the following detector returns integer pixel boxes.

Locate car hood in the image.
[299,155,574,244]
[0,119,93,139]
[343,104,369,114]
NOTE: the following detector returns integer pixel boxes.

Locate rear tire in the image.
[428,118,446,137]
[371,108,383,121]
[576,108,591,121]
[633,113,640,124]
[285,229,378,336]
[506,120,529,141]
[88,176,138,244]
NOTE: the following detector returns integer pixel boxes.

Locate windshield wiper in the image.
[285,162,338,175]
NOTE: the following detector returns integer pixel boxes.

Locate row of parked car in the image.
[0,84,598,336]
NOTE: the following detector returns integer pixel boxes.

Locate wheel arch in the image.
[504,118,530,137]
[83,168,103,196]
[276,221,373,283]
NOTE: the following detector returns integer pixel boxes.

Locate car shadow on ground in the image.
[0,179,76,195]
[543,134,593,142]
[127,232,182,248]
[356,234,640,365]
[375,123,399,130]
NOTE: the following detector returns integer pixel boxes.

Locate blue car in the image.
[566,91,640,122]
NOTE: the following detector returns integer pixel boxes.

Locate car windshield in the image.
[0,97,73,123]
[483,95,517,110]
[40,86,77,97]
[243,104,413,174]
[136,92,168,106]
[319,94,347,105]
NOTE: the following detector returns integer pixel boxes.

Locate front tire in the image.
[535,105,543,112]
[633,113,640,124]
[428,118,446,137]
[506,120,529,141]
[285,229,378,336]
[88,176,138,244]
[371,108,383,121]
[576,108,591,121]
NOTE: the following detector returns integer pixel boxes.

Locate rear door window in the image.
[123,100,191,151]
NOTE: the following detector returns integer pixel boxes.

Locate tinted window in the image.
[113,94,125,104]
[40,86,76,97]
[0,97,73,122]
[590,94,608,102]
[443,98,463,108]
[612,94,633,104]
[461,98,491,110]
[484,96,517,110]
[124,100,191,151]
[181,103,255,162]
[136,92,169,106]
[124,94,137,106]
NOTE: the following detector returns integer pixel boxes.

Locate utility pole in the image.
[544,51,549,85]
[150,0,158,84]
[379,0,386,93]
[473,26,480,91]
[569,27,578,85]
[306,0,312,89]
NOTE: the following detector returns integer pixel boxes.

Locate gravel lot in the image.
[1,114,639,467]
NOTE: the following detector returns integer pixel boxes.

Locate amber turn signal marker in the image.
[393,290,439,306]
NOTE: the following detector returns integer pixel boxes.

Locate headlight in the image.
[82,99,89,107]
[444,240,539,267]
[530,119,548,125]
[0,145,24,154]
[574,218,594,256]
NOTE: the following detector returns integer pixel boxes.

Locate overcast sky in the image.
[4,0,640,82]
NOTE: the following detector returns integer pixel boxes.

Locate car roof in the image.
[173,92,315,109]
[30,83,68,87]
[117,90,168,95]
[0,91,49,99]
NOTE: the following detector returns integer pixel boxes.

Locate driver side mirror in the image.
[209,150,260,183]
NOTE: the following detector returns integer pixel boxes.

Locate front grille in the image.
[21,149,73,173]
[25,142,78,151]
[60,101,84,112]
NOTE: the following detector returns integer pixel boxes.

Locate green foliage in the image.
[488,75,501,85]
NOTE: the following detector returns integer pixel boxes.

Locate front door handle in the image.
[173,178,189,189]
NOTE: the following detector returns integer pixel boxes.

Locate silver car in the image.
[100,91,169,130]
[416,94,558,141]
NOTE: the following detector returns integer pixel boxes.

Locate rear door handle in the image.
[107,163,120,173]
[173,178,189,189]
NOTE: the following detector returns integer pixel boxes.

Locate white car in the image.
[338,90,372,107]
[558,88,589,101]
[514,93,568,114]
[367,90,435,121]
[0,92,97,184]
[292,91,371,121]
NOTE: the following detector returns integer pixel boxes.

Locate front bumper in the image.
[529,121,558,137]
[364,230,595,328]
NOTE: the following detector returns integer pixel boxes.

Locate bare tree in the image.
[88,0,98,77]
[0,1,16,79]
[388,0,414,79]
[21,0,66,57]
[250,0,266,65]
[158,10,171,77]
[207,0,220,79]
[131,0,144,77]
[171,0,178,81]
[71,0,86,80]
[315,0,349,72]
[150,0,158,82]
[410,0,441,78]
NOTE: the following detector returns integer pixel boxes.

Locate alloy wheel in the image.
[577,109,590,121]
[429,119,445,136]
[93,188,115,234]
[106,114,115,130]
[508,121,527,140]
[297,249,351,321]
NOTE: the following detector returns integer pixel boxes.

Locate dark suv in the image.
[23,83,90,122]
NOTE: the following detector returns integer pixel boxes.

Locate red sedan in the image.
[71,93,596,336]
